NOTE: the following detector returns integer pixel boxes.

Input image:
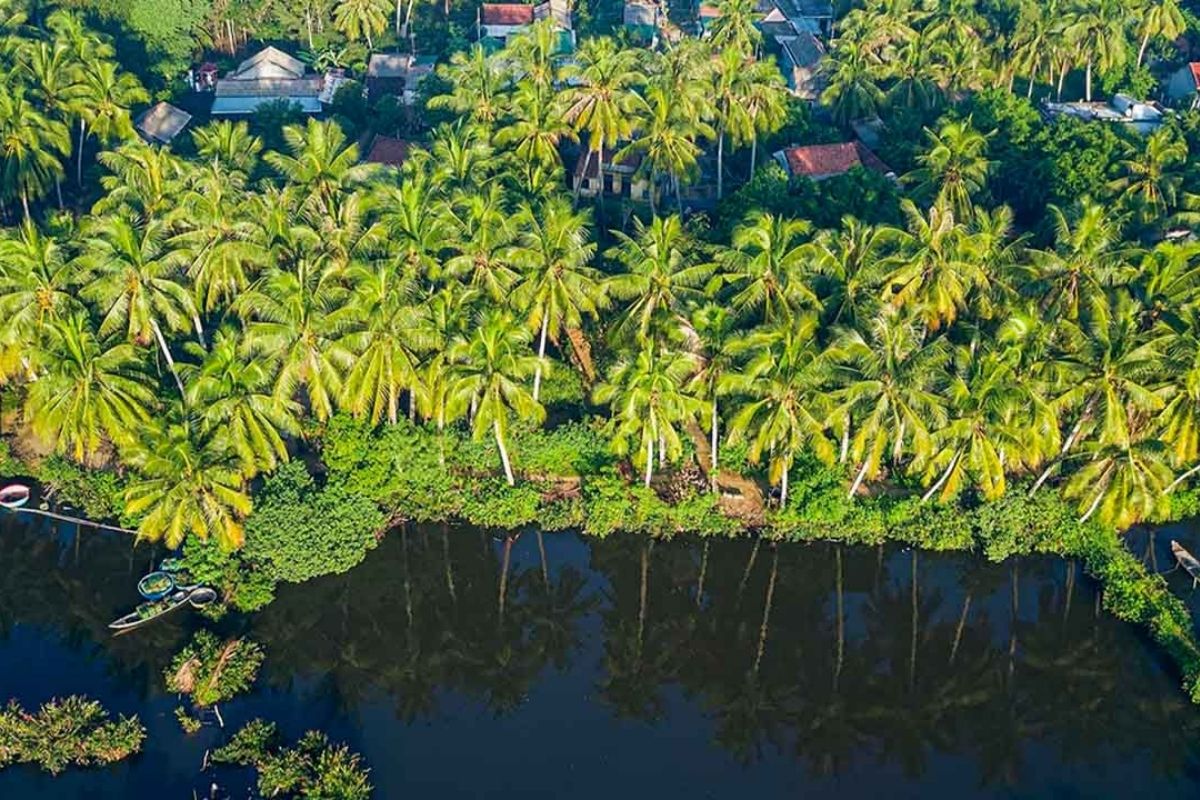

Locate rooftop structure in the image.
[772,140,894,181]
[1041,94,1166,135]
[776,33,825,100]
[212,46,323,115]
[364,135,413,169]
[134,102,192,145]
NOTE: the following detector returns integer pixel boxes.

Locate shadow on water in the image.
[3,512,1200,798]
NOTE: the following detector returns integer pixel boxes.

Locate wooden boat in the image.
[1171,540,1200,587]
[108,586,218,632]
[137,571,176,600]
[0,484,30,510]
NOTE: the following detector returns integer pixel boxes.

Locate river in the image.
[2,512,1200,798]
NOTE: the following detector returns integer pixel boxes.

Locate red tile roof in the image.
[482,3,535,24]
[778,141,892,179]
[1189,62,1200,90]
[365,135,412,168]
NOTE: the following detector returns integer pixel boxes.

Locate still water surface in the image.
[2,513,1200,798]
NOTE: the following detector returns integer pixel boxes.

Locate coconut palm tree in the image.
[561,37,645,198]
[710,47,757,201]
[1108,128,1188,224]
[605,214,713,345]
[593,343,702,487]
[332,0,390,48]
[741,62,790,176]
[93,141,185,219]
[689,304,740,491]
[810,216,892,328]
[428,45,509,127]
[0,86,71,220]
[725,314,836,506]
[1063,437,1173,527]
[616,86,713,214]
[507,18,566,90]
[182,327,300,479]
[192,119,263,175]
[265,118,368,217]
[446,310,545,485]
[494,81,575,176]
[74,59,146,185]
[713,211,818,322]
[829,308,950,497]
[0,220,83,339]
[820,39,885,127]
[123,413,252,550]
[338,263,435,424]
[509,197,604,402]
[1064,0,1130,102]
[442,183,521,302]
[75,214,199,397]
[21,38,82,206]
[234,256,353,422]
[24,313,153,463]
[1136,0,1185,68]
[903,120,991,221]
[707,0,762,54]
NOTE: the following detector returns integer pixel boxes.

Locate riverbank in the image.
[5,415,1200,704]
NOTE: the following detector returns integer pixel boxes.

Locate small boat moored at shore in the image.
[1171,540,1200,587]
[137,571,176,600]
[108,586,218,632]
[0,484,30,510]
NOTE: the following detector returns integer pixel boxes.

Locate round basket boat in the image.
[0,484,30,510]
[188,587,218,607]
[137,571,176,600]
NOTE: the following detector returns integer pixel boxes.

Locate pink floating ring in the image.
[0,484,30,510]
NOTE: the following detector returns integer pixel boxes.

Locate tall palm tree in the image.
[903,119,991,221]
[21,38,82,206]
[265,118,368,217]
[0,86,71,220]
[616,86,713,214]
[446,310,545,485]
[829,308,950,497]
[741,61,790,176]
[1063,437,1172,527]
[74,59,146,185]
[1108,128,1187,224]
[192,119,263,175]
[713,211,818,322]
[233,256,353,422]
[0,221,83,340]
[123,413,252,550]
[593,343,701,487]
[561,37,645,198]
[1010,0,1060,98]
[442,183,521,302]
[810,216,892,328]
[1135,0,1185,67]
[493,81,575,176]
[707,0,762,54]
[338,263,435,424]
[510,197,604,402]
[428,45,509,127]
[182,328,300,479]
[710,47,757,201]
[688,304,740,491]
[332,0,390,48]
[24,314,153,463]
[76,214,199,397]
[605,214,713,345]
[820,39,885,127]
[725,314,835,506]
[1064,0,1130,102]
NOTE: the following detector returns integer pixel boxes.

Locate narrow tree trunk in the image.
[1085,59,1093,102]
[494,419,515,485]
[1137,30,1151,68]
[716,129,725,200]
[151,319,187,399]
[1026,73,1035,98]
[20,191,30,223]
[644,430,654,487]
[750,133,758,176]
[77,119,87,186]
[1056,61,1068,101]
[442,524,457,602]
[1078,481,1108,523]
[709,399,719,493]
[848,459,870,499]
[921,451,960,503]
[779,457,789,508]
[1030,397,1094,496]
[533,312,549,402]
[637,541,650,653]
[949,593,971,665]
[834,545,844,690]
[55,178,63,209]
[498,534,513,621]
[1166,462,1200,494]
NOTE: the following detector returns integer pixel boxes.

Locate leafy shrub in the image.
[165,630,265,707]
[36,456,127,521]
[181,534,276,612]
[461,479,541,529]
[0,696,145,774]
[244,461,383,584]
[213,720,372,800]
[512,422,613,477]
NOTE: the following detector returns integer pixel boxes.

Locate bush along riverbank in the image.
[6,415,1200,702]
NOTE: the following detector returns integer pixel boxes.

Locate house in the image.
[363,135,413,169]
[772,140,894,181]
[776,33,825,100]
[366,53,436,103]
[758,0,832,36]
[623,0,661,42]
[1041,94,1166,135]
[1166,63,1200,109]
[134,102,192,145]
[575,148,649,202]
[212,46,324,115]
[478,0,574,45]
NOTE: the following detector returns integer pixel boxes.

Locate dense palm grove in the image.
[3,0,1200,562]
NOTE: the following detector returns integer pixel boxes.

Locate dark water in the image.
[3,513,1200,799]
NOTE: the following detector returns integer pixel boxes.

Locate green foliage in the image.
[511,422,613,477]
[213,720,372,800]
[165,630,265,707]
[174,706,202,734]
[0,696,145,774]
[461,478,541,529]
[123,0,212,76]
[180,533,276,612]
[244,461,383,584]
[35,456,128,522]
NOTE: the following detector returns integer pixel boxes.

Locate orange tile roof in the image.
[1189,62,1200,90]
[365,135,412,168]
[482,3,535,24]
[779,141,891,179]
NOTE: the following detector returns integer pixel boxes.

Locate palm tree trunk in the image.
[20,191,30,223]
[442,523,457,602]
[1137,30,1151,68]
[637,541,650,654]
[150,319,187,399]
[949,593,971,665]
[716,128,725,200]
[1079,481,1108,523]
[1056,60,1068,101]
[77,119,87,186]
[779,456,789,508]
[55,178,63,209]
[834,545,844,690]
[840,418,850,463]
[848,459,870,499]
[1084,59,1093,102]
[710,399,719,493]
[644,430,654,487]
[494,419,515,485]
[1030,398,1094,495]
[921,451,960,503]
[498,533,513,621]
[533,312,549,402]
[750,133,758,176]
[1027,73,1035,98]
[1166,462,1200,494]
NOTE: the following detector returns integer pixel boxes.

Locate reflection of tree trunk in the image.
[638,541,652,656]
[909,551,918,689]
[498,534,514,622]
[1062,558,1074,626]
[537,530,549,589]
[442,523,456,603]
[401,525,413,633]
[696,539,709,608]
[737,537,761,603]
[752,547,778,678]
[834,546,844,691]
[949,593,971,665]
[1008,562,1019,682]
